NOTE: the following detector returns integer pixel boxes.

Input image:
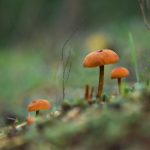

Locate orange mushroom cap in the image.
[110,67,129,79]
[27,99,52,112]
[83,49,119,68]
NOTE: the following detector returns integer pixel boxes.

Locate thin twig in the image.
[64,50,72,75]
[66,62,72,82]
[61,17,87,101]
[64,49,72,81]
[138,0,150,30]
[61,28,78,100]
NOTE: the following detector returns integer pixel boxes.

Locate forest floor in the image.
[0,82,150,150]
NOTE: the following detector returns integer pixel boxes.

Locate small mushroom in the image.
[27,99,52,116]
[110,67,129,94]
[83,49,119,100]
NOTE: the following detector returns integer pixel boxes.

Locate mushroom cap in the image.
[83,49,119,68]
[27,99,52,112]
[110,67,129,79]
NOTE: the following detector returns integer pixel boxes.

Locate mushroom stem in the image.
[89,86,94,100]
[118,78,122,94]
[96,65,104,99]
[36,110,39,116]
[84,84,89,100]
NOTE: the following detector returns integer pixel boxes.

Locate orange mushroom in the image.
[110,67,129,94]
[27,99,52,116]
[83,49,119,99]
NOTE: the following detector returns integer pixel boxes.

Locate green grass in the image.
[128,32,140,82]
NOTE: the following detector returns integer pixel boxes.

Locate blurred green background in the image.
[0,0,150,121]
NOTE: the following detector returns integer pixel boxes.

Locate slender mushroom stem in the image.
[89,86,94,100]
[96,65,104,100]
[84,84,89,100]
[36,110,39,116]
[118,78,122,94]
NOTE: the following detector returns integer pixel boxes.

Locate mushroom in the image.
[83,49,119,99]
[110,67,129,94]
[27,99,52,116]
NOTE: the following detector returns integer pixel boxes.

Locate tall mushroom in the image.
[110,67,129,94]
[83,49,119,99]
[27,99,52,116]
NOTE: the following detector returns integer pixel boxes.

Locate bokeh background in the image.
[0,0,150,123]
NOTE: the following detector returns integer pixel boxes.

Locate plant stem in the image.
[96,65,104,100]
[118,78,122,94]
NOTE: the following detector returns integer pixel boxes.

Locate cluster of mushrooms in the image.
[25,49,129,125]
[83,49,129,100]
